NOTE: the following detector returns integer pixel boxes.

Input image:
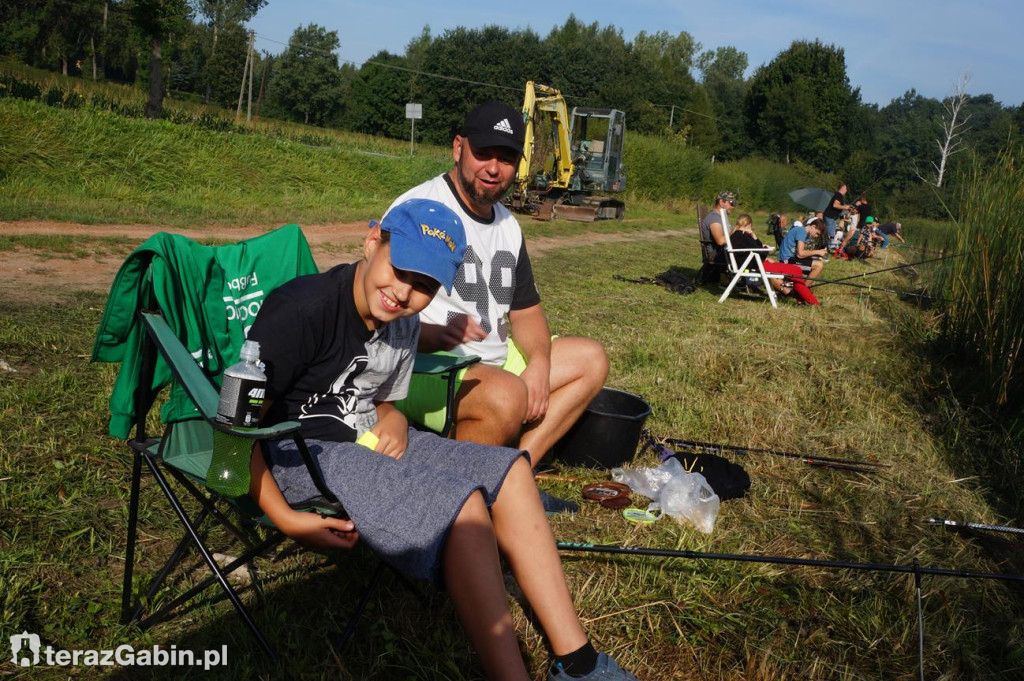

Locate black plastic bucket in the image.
[551,388,652,468]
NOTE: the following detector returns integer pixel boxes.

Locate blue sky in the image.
[247,0,1024,108]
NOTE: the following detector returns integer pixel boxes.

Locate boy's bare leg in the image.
[518,337,608,467]
[443,490,531,681]
[489,457,589,654]
[809,259,824,283]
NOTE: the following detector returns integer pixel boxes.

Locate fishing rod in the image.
[926,517,1024,537]
[659,436,889,472]
[555,541,1024,582]
[801,277,944,302]
[641,434,878,475]
[807,251,962,289]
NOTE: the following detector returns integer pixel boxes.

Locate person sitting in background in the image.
[779,216,827,283]
[840,217,876,259]
[731,214,820,305]
[699,190,738,283]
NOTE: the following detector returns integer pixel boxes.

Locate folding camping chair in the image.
[697,202,783,307]
[92,225,476,664]
[718,215,783,308]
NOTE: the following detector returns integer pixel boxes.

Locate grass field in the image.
[2,229,1023,680]
[2,73,1023,680]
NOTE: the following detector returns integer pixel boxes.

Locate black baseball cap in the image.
[458,101,525,154]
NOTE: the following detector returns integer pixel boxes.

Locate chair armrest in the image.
[414,352,481,375]
[142,311,303,439]
[411,352,481,437]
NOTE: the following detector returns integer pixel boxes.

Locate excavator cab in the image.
[569,108,627,194]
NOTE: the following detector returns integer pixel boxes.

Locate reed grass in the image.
[934,148,1024,409]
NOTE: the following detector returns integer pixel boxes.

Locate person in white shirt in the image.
[390,101,609,480]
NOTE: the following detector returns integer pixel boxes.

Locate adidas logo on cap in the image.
[493,118,514,135]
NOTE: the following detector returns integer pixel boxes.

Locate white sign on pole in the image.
[406,103,422,154]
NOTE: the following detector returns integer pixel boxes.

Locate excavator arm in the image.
[509,81,626,221]
[517,81,575,197]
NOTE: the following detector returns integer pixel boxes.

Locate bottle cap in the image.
[240,339,260,362]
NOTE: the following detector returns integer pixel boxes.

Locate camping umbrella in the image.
[789,187,833,213]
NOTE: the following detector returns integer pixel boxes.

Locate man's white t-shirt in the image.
[388,174,540,365]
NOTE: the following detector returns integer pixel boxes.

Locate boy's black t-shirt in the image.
[248,263,418,443]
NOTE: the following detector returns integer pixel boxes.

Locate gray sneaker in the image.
[548,652,640,680]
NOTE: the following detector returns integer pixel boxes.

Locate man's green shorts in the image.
[394,339,529,434]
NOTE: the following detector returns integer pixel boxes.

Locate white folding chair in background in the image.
[713,208,785,308]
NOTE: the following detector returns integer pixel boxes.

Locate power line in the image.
[251,30,737,125]
[253,32,524,96]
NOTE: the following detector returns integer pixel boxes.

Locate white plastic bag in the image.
[611,457,721,534]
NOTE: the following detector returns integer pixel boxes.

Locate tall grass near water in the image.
[928,148,1024,519]
[935,149,1024,408]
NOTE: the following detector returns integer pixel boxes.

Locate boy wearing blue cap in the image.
[246,198,641,681]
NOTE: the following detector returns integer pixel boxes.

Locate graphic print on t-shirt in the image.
[450,245,515,342]
[300,354,374,435]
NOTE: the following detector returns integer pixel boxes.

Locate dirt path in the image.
[1,220,689,304]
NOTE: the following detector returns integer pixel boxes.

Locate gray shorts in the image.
[265,429,524,584]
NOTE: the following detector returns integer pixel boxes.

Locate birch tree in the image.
[924,71,972,188]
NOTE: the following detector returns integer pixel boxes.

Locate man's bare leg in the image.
[451,363,528,446]
[452,337,607,467]
[517,336,607,466]
[809,259,824,283]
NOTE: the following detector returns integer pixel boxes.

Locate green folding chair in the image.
[93,225,475,664]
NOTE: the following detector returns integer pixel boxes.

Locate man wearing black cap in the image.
[389,101,609,494]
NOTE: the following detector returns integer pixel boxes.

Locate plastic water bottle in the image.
[216,340,266,428]
[208,341,266,497]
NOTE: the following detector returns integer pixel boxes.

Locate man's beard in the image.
[456,160,509,209]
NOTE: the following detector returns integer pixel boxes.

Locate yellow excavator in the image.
[506,81,626,221]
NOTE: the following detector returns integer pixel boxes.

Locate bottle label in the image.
[216,375,266,427]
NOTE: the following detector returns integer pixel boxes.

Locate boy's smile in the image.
[357,230,441,330]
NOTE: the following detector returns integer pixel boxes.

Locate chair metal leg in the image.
[166,465,264,551]
[139,507,210,606]
[121,446,144,625]
[141,453,280,664]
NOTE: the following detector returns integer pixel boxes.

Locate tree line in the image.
[4,1,1023,217]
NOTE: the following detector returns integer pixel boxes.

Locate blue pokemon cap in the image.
[378,199,466,292]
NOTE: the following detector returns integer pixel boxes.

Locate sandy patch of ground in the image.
[1,220,688,305]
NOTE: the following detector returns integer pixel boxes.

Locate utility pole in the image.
[255,52,269,122]
[236,31,255,122]
[246,39,254,123]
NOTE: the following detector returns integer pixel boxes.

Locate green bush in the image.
[625,133,709,202]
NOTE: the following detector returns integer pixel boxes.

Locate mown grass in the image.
[2,231,1022,680]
